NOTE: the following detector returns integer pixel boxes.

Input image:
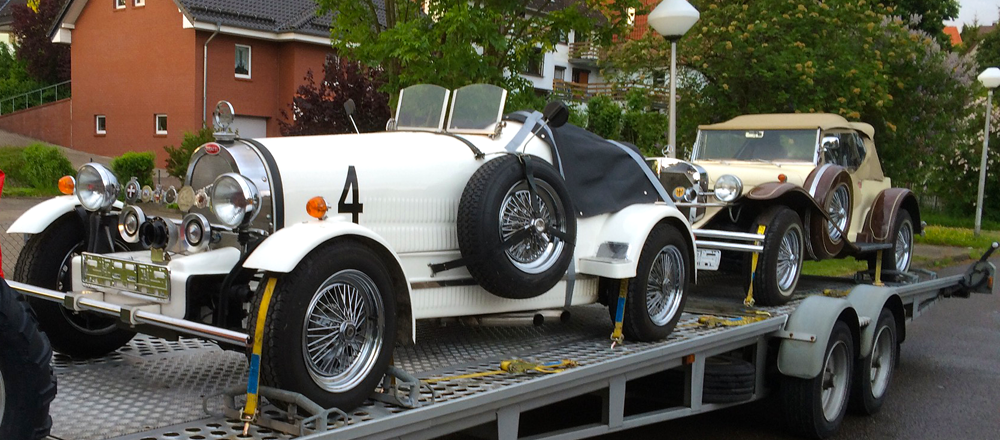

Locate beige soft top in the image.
[700,113,875,139]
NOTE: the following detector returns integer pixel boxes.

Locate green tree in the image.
[975,27,1000,72]
[883,0,960,47]
[0,43,43,102]
[317,0,642,97]
[163,128,214,179]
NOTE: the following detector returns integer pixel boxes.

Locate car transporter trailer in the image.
[8,245,997,440]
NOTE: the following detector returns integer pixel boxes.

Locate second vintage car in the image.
[653,113,920,306]
[8,84,695,412]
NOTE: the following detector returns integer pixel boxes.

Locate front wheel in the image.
[252,241,397,411]
[747,207,804,306]
[782,321,855,439]
[607,224,690,341]
[13,213,135,358]
[849,308,897,415]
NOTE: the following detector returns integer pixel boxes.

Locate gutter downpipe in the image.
[202,22,221,126]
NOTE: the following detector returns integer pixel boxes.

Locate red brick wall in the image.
[0,99,72,147]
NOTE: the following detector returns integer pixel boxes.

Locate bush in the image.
[111,151,155,188]
[164,127,214,179]
[586,96,622,139]
[621,110,667,157]
[20,143,73,189]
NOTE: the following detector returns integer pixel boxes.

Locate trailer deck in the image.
[40,272,928,440]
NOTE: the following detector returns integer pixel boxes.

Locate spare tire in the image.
[458,155,576,299]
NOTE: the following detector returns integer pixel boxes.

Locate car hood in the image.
[693,161,816,190]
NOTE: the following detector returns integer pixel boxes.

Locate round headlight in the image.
[210,173,260,229]
[182,213,211,252]
[118,205,146,243]
[76,163,120,211]
[713,174,743,202]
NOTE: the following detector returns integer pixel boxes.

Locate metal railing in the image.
[0,81,71,115]
[551,79,669,105]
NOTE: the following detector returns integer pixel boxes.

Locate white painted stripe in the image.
[808,164,833,198]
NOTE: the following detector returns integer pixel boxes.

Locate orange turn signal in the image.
[58,176,75,195]
[682,354,696,365]
[306,196,329,219]
[777,173,787,183]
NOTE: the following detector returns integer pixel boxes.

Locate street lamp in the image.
[975,67,1000,236]
[648,0,699,158]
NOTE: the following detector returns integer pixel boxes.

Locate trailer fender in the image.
[845,285,906,353]
[777,295,860,379]
[577,203,695,280]
[7,196,81,234]
[242,219,416,343]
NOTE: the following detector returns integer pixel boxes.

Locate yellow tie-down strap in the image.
[242,277,277,430]
[422,359,579,384]
[745,225,766,307]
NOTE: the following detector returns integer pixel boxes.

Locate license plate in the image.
[696,249,721,271]
[82,253,170,300]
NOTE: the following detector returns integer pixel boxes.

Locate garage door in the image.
[232,115,268,139]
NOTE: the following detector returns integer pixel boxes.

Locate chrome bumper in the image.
[694,229,765,253]
[7,280,248,345]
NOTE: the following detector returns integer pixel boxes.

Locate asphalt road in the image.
[606,260,1000,440]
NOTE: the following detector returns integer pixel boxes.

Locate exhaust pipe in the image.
[451,309,571,327]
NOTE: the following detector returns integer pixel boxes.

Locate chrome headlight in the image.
[118,205,146,243]
[210,173,260,229]
[713,174,743,202]
[181,213,211,253]
[76,163,120,211]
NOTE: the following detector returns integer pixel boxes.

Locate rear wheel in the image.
[0,279,57,440]
[849,308,897,415]
[868,211,913,274]
[253,241,396,411]
[782,321,854,439]
[13,213,135,358]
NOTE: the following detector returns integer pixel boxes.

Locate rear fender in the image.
[243,219,415,343]
[777,295,860,379]
[7,196,82,234]
[845,285,906,352]
[859,188,921,243]
[577,204,695,281]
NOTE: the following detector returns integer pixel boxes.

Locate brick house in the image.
[49,0,334,161]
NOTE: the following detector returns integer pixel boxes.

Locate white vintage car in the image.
[652,114,920,306]
[9,84,695,411]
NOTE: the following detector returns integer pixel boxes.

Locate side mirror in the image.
[821,135,840,151]
[344,99,356,116]
[542,101,569,128]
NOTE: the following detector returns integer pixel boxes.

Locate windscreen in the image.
[447,84,507,134]
[395,84,450,131]
[694,129,819,163]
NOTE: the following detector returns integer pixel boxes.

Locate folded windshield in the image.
[694,129,819,163]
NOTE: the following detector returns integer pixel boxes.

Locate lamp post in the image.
[648,0,699,158]
[975,67,1000,236]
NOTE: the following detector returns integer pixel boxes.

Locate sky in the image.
[944,0,1000,29]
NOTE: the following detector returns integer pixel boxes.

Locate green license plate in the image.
[81,253,170,300]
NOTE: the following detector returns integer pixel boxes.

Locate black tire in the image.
[13,213,135,358]
[782,321,855,439]
[747,207,804,306]
[457,155,576,299]
[252,240,397,411]
[0,278,57,440]
[703,357,756,404]
[867,211,913,274]
[607,224,689,341]
[849,308,897,415]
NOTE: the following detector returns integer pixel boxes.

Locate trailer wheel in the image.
[867,211,913,274]
[606,224,689,341]
[13,213,135,358]
[849,308,897,415]
[0,279,57,440]
[457,155,576,299]
[746,207,804,306]
[782,321,854,439]
[253,241,396,411]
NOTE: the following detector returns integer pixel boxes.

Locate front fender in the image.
[7,196,80,234]
[576,203,695,280]
[777,295,859,379]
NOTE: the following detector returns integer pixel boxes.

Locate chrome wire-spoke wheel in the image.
[58,242,120,336]
[646,245,685,327]
[869,325,894,399]
[499,180,568,274]
[826,185,850,242]
[895,220,913,272]
[777,226,802,292]
[821,340,850,421]
[302,269,385,393]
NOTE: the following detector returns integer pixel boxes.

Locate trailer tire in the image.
[702,357,755,404]
[606,224,689,341]
[782,321,854,439]
[13,213,135,358]
[457,155,576,299]
[746,207,804,306]
[867,211,913,275]
[252,241,396,411]
[0,279,57,440]
[849,308,897,415]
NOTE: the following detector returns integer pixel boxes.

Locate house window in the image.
[627,7,636,26]
[523,48,544,77]
[155,114,167,135]
[235,45,251,78]
[134,0,145,6]
[554,66,566,81]
[95,115,106,134]
[115,0,126,9]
